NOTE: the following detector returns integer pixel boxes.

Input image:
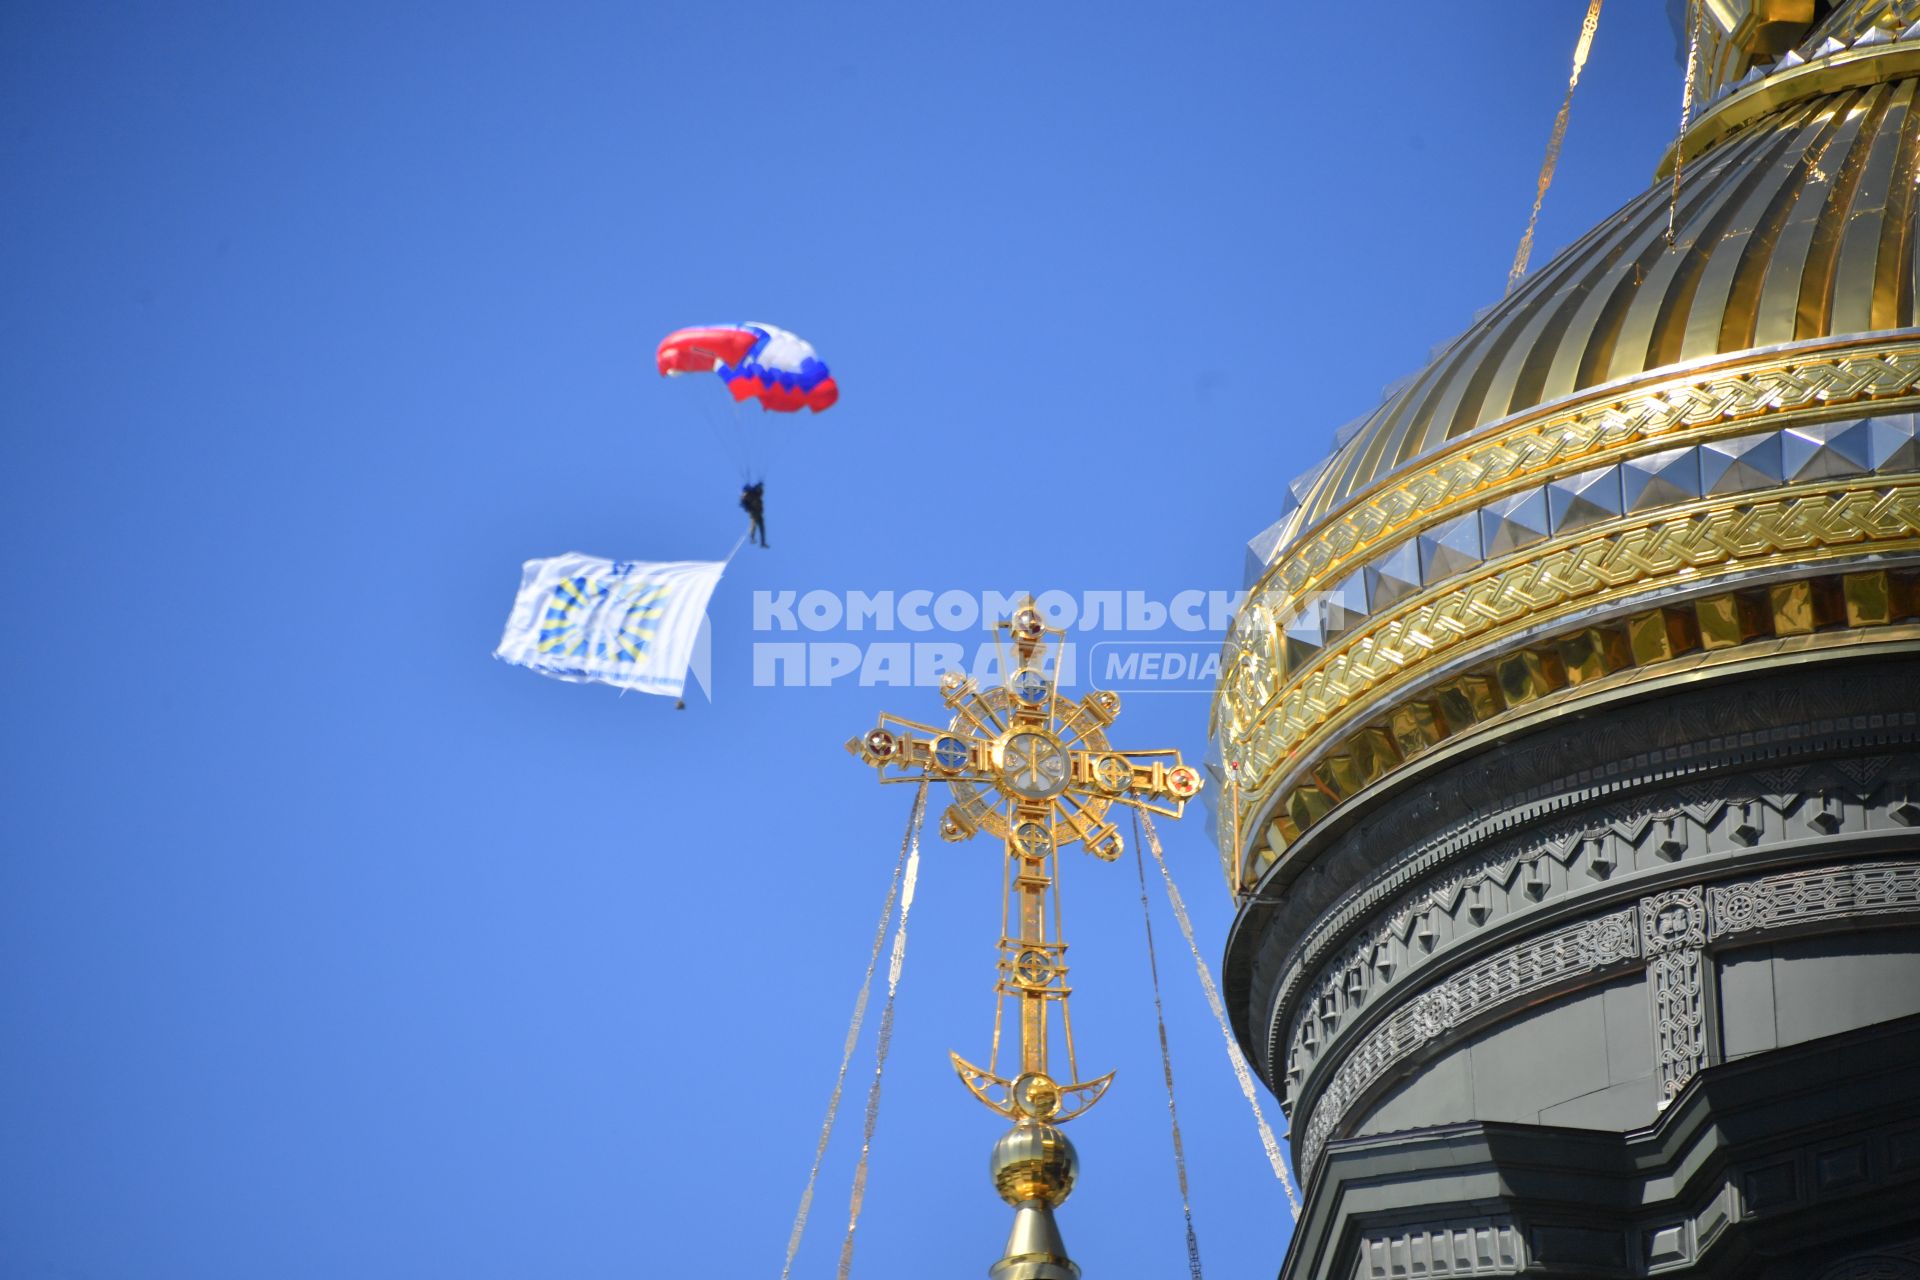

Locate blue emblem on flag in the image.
[538,577,670,667]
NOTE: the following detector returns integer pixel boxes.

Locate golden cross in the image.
[847,602,1203,1127]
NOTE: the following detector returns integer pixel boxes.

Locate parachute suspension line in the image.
[748,399,789,485]
[1130,808,1205,1280]
[1138,810,1301,1219]
[778,778,926,1280]
[1507,0,1604,294]
[1668,0,1705,249]
[735,397,763,485]
[836,779,930,1280]
[699,398,753,484]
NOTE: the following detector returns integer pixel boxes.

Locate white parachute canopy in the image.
[495,553,723,699]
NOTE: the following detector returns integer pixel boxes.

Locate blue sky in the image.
[2,5,1680,1276]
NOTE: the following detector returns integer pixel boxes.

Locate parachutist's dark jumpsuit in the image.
[740,482,768,548]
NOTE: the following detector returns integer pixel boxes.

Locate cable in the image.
[1138,810,1301,1218]
[779,779,927,1280]
[836,780,930,1278]
[1131,808,1205,1280]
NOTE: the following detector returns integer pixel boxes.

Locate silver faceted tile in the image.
[1283,606,1323,653]
[1320,570,1370,642]
[1364,540,1423,613]
[1418,511,1486,583]
[1699,431,1785,494]
[1621,446,1702,512]
[1869,414,1920,474]
[1547,464,1624,534]
[1782,419,1873,482]
[1479,486,1551,558]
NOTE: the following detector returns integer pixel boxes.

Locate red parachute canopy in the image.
[655,327,762,377]
[655,322,838,413]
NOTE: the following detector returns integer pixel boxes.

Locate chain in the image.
[1509,0,1605,292]
[1668,0,1703,248]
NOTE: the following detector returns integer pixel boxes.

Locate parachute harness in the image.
[1131,807,1205,1280]
[780,778,927,1280]
[1139,809,1301,1219]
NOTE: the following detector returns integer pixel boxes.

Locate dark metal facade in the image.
[1216,5,1920,1273]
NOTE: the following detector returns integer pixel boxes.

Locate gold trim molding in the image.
[1655,38,1920,180]
[1234,605,1920,894]
[1234,335,1920,631]
[1229,477,1920,790]
[1222,506,1920,892]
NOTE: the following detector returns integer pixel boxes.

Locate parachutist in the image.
[740,481,769,548]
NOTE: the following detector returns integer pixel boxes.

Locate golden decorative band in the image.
[1234,600,1920,894]
[1655,38,1920,180]
[1230,477,1920,786]
[1221,476,1920,891]
[1236,334,1920,627]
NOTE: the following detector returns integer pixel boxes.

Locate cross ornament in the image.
[848,602,1203,1126]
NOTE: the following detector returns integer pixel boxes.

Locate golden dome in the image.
[1215,7,1920,898]
[1284,29,1920,543]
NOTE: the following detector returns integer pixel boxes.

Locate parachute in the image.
[656,323,838,413]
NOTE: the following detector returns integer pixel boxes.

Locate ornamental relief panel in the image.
[1274,764,1920,1100]
[1291,857,1920,1178]
[1296,907,1644,1173]
[1709,859,1920,936]
[1642,887,1709,1104]
[1243,687,1920,1071]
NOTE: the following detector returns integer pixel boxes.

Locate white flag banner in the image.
[495,553,725,699]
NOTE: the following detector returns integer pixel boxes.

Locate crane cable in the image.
[779,778,927,1280]
[1508,0,1605,292]
[1139,810,1301,1218]
[836,779,929,1279]
[1131,806,1204,1280]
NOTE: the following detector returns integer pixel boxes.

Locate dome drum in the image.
[1218,390,1920,895]
[1216,57,1920,890]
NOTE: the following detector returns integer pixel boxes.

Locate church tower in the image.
[1214,4,1920,1274]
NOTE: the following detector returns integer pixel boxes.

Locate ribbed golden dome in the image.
[1214,10,1920,898]
[1288,41,1920,541]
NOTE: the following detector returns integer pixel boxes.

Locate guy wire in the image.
[1139,809,1301,1218]
[779,778,925,1280]
[1131,807,1205,1280]
[837,779,929,1279]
